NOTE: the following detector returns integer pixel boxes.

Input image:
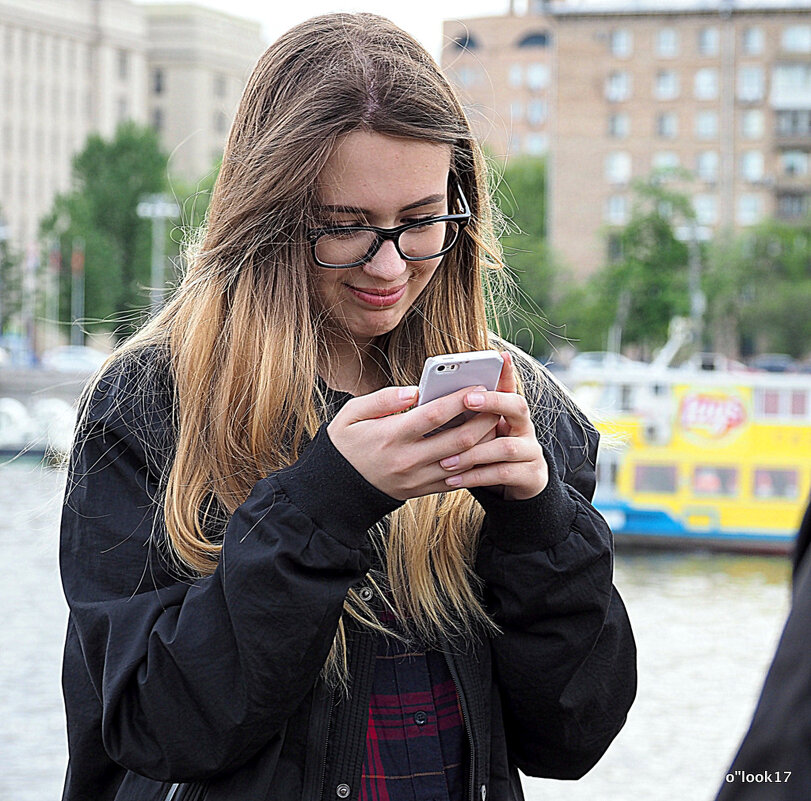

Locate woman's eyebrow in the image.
[317,193,447,215]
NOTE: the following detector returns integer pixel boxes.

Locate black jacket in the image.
[59,349,637,801]
[714,499,811,801]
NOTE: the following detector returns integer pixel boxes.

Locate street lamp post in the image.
[137,194,180,315]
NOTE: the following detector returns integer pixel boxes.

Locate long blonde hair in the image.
[87,13,561,688]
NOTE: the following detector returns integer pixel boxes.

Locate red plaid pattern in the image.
[358,601,466,801]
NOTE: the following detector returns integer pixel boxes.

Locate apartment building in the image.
[442,1,811,278]
[145,4,264,183]
[0,0,264,252]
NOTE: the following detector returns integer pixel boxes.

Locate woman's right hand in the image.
[327,386,500,501]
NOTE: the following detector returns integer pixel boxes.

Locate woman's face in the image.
[313,130,452,348]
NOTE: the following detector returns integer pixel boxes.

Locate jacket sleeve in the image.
[59,361,402,782]
[470,374,637,780]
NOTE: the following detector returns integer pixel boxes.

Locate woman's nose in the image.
[363,239,408,280]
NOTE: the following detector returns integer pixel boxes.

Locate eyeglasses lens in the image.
[315,220,460,267]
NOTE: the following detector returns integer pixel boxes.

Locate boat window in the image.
[753,468,799,499]
[634,464,677,493]
[620,384,634,411]
[761,389,780,416]
[755,388,811,419]
[596,453,620,490]
[692,466,738,496]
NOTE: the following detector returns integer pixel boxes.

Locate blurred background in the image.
[1,0,809,799]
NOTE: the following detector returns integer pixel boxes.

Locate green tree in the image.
[705,219,811,358]
[41,122,169,339]
[492,157,563,357]
[558,171,693,356]
[0,210,23,334]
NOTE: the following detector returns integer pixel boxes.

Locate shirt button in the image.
[358,587,373,602]
[480,784,487,801]
[413,710,428,725]
[336,783,351,798]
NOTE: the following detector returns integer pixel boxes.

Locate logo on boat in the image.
[679,391,747,440]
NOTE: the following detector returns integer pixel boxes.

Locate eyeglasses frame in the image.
[307,178,471,269]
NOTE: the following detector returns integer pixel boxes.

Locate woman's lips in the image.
[344,284,407,307]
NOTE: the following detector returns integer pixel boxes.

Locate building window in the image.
[777,109,811,136]
[693,467,738,497]
[772,64,811,109]
[608,112,630,138]
[117,97,128,121]
[781,149,809,176]
[693,193,718,225]
[214,111,229,135]
[738,66,765,102]
[741,109,764,139]
[153,68,164,95]
[518,31,550,48]
[525,133,548,155]
[656,111,678,138]
[605,151,632,184]
[607,234,623,262]
[526,63,550,90]
[152,107,164,133]
[527,99,547,125]
[605,71,631,102]
[741,151,764,182]
[694,67,718,100]
[696,151,719,182]
[737,194,763,225]
[455,66,481,87]
[782,25,811,53]
[117,49,128,80]
[753,469,799,499]
[695,110,719,139]
[214,73,227,98]
[605,194,628,225]
[698,27,719,56]
[777,193,808,219]
[655,70,679,100]
[653,151,679,172]
[452,32,479,51]
[510,101,523,120]
[635,464,678,494]
[508,64,522,87]
[657,27,679,58]
[742,26,764,55]
[610,29,632,58]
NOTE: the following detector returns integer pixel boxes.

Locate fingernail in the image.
[398,387,418,401]
[440,455,460,469]
[466,392,484,407]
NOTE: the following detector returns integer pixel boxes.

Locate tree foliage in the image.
[40,122,168,339]
[705,219,811,358]
[491,157,564,356]
[0,209,23,334]
[40,124,221,342]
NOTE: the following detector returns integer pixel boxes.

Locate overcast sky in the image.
[135,0,530,60]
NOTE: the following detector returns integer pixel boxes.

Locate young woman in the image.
[59,13,636,801]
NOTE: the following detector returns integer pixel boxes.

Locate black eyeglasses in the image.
[307,180,471,269]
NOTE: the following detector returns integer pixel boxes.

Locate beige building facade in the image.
[0,0,264,252]
[443,1,811,278]
[145,4,264,184]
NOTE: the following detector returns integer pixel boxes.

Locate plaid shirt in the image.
[358,598,467,801]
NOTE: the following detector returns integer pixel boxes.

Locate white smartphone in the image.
[417,350,504,436]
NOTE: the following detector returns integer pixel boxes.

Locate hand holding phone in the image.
[417,350,504,436]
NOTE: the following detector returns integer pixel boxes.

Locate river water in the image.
[0,461,793,801]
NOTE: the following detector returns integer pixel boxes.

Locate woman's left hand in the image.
[440,351,549,501]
